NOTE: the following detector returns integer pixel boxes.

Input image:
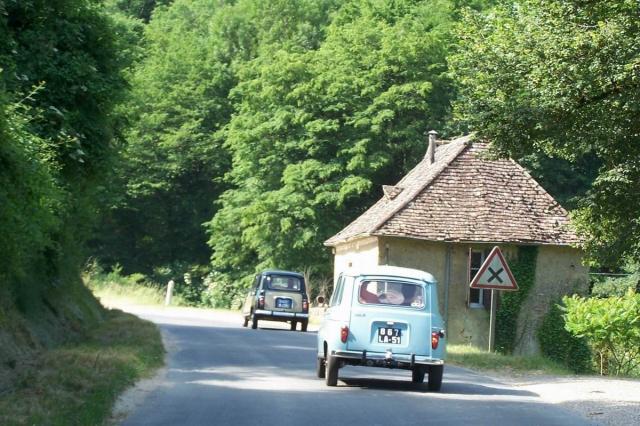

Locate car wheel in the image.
[427,365,444,391]
[301,321,308,332]
[411,366,426,383]
[325,354,339,386]
[316,357,326,379]
[251,312,258,330]
[290,321,297,331]
[242,316,248,327]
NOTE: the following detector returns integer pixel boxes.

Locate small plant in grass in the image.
[563,290,640,376]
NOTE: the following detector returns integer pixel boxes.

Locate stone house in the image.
[324,133,588,354]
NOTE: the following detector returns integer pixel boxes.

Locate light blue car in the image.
[316,266,446,390]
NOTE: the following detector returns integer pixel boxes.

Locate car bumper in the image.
[254,309,309,320]
[332,349,444,368]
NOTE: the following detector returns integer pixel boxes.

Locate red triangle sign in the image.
[470,246,518,291]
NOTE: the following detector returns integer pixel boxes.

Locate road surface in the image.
[119,307,592,426]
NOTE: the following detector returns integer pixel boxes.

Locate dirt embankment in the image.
[0,282,104,394]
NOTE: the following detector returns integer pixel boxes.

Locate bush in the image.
[200,272,245,309]
[563,290,640,376]
[84,262,178,306]
[150,263,209,306]
[591,273,639,298]
[538,301,591,373]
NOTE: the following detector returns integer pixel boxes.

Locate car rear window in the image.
[265,275,303,291]
[358,280,425,308]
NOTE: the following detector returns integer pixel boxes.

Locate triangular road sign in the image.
[470,246,518,291]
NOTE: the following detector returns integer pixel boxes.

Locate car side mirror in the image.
[316,295,325,305]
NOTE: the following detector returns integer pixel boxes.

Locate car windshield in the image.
[265,275,303,291]
[358,280,425,308]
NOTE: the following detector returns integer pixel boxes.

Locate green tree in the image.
[564,291,640,376]
[0,0,129,308]
[106,0,173,22]
[208,0,460,287]
[451,0,640,266]
[92,0,341,276]
[93,0,234,273]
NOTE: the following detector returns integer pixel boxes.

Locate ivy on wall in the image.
[495,246,537,354]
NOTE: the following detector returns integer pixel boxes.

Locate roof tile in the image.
[325,136,579,246]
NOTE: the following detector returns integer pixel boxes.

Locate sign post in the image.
[470,246,518,352]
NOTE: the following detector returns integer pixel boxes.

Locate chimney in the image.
[426,130,438,164]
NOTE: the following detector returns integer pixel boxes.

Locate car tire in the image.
[242,316,248,327]
[290,321,297,331]
[251,312,258,330]
[316,357,326,379]
[301,321,308,332]
[325,354,339,386]
[427,365,444,391]
[411,366,426,383]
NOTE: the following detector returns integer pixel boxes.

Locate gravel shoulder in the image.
[480,370,640,426]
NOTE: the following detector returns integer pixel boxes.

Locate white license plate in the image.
[377,327,402,344]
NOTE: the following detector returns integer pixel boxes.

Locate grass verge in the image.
[86,270,185,307]
[447,344,572,376]
[0,309,164,426]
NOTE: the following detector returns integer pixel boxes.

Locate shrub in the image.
[591,272,639,298]
[563,290,640,376]
[200,272,245,309]
[150,263,210,306]
[538,300,591,373]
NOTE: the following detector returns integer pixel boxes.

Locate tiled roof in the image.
[325,135,580,246]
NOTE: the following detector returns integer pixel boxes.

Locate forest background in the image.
[1,0,638,315]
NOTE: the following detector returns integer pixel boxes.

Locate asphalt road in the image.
[120,308,592,426]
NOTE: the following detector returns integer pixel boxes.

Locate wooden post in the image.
[488,289,497,352]
[165,279,175,306]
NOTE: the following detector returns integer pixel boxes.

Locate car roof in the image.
[342,265,436,283]
[260,269,304,278]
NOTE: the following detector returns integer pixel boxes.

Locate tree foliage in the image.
[0,0,129,308]
[92,0,235,273]
[564,290,640,376]
[452,0,640,266]
[91,0,341,276]
[207,0,460,285]
[537,300,592,374]
[106,0,173,22]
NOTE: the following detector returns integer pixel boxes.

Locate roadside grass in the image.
[86,270,185,307]
[447,344,572,376]
[0,309,164,426]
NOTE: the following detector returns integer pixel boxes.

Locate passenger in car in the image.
[360,284,379,304]
[401,285,416,306]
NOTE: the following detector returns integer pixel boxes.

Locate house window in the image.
[468,249,490,308]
